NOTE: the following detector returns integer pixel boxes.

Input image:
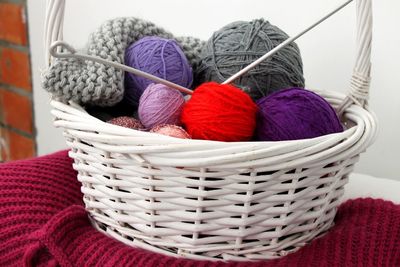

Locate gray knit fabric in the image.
[42,17,205,106]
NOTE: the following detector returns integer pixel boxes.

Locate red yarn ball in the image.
[181,82,258,142]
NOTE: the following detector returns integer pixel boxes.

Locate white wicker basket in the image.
[45,0,377,261]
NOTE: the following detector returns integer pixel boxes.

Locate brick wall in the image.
[0,0,36,162]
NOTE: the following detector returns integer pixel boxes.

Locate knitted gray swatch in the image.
[42,17,205,106]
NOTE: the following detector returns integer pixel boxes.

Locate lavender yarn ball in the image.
[256,88,343,141]
[124,36,193,106]
[138,83,185,129]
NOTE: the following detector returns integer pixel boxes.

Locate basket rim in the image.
[51,88,378,169]
[50,89,377,146]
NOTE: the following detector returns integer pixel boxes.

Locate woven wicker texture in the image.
[45,0,376,261]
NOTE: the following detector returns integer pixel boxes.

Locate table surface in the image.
[343,173,400,204]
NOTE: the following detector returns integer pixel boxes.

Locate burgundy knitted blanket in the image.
[0,151,399,267]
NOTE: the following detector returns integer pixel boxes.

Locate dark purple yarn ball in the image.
[124,36,193,107]
[256,88,343,141]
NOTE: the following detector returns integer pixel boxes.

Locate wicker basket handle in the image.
[338,0,372,114]
[44,0,372,110]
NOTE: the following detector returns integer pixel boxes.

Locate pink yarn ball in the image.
[107,116,144,130]
[150,124,191,139]
[138,83,185,129]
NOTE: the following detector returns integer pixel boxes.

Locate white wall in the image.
[28,0,400,180]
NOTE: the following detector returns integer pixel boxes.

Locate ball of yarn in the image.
[138,83,185,129]
[124,36,193,106]
[256,88,343,141]
[107,116,144,130]
[181,82,258,142]
[150,124,191,139]
[195,19,305,100]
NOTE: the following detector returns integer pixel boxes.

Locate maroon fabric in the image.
[0,151,399,267]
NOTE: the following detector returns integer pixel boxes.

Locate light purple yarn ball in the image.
[138,83,186,129]
[124,36,193,106]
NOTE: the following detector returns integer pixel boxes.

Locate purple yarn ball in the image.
[138,83,186,129]
[124,36,193,106]
[256,88,343,141]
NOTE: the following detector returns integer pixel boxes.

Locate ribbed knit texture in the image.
[0,151,399,267]
[0,151,82,267]
[42,18,204,107]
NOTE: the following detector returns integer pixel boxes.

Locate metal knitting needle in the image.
[49,41,194,95]
[223,0,354,85]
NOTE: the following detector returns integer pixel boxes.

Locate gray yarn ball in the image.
[42,17,205,107]
[195,19,305,100]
